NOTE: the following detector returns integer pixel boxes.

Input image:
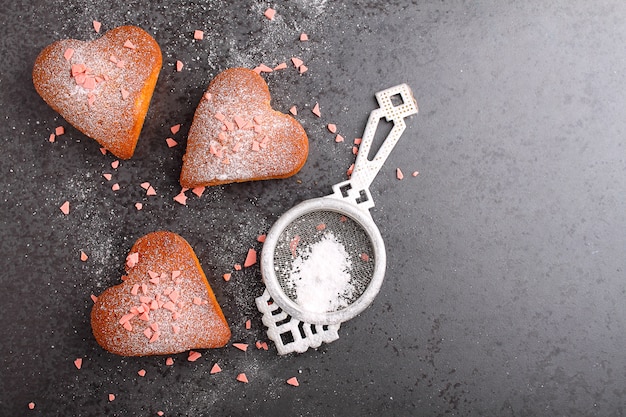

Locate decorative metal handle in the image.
[332,84,418,210]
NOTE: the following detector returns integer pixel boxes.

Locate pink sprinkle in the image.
[140,182,150,190]
[210,363,222,374]
[327,124,337,133]
[191,187,205,197]
[166,357,174,366]
[396,168,404,180]
[64,48,74,61]
[361,253,370,262]
[300,33,309,41]
[169,290,180,303]
[255,341,263,349]
[352,146,359,155]
[412,171,419,177]
[223,273,231,282]
[126,252,139,268]
[111,160,120,169]
[234,263,242,271]
[172,270,181,280]
[274,62,287,71]
[316,223,326,231]
[108,393,115,402]
[144,327,153,339]
[80,251,88,262]
[299,65,308,74]
[100,147,107,155]
[157,412,164,416]
[147,186,157,196]
[28,402,35,410]
[74,358,83,369]
[347,163,355,176]
[139,311,149,321]
[236,373,249,383]
[149,331,160,343]
[312,102,321,117]
[48,133,55,143]
[287,377,300,386]
[264,8,276,20]
[93,20,101,33]
[234,115,246,128]
[116,60,126,68]
[291,57,304,68]
[90,294,98,303]
[174,191,188,205]
[256,63,273,73]
[290,235,300,257]
[257,234,266,243]
[335,134,344,143]
[119,313,135,325]
[60,201,70,215]
[137,369,146,377]
[123,40,136,49]
[244,248,257,267]
[233,343,248,352]
[354,138,362,145]
[188,351,202,362]
[55,126,65,136]
[135,202,143,210]
[245,319,251,330]
[176,60,184,72]
[289,106,297,116]
[193,297,202,305]
[193,30,204,40]
[121,88,130,99]
[112,183,120,191]
[103,173,112,181]
[170,124,181,134]
[166,138,178,148]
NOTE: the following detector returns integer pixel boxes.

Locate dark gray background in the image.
[1,1,625,416]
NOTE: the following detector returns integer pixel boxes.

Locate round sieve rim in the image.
[261,196,386,325]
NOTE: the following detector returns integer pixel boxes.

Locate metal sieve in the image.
[256,84,418,354]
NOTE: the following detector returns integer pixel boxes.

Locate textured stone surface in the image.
[1,0,626,415]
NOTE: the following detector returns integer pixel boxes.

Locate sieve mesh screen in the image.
[273,210,376,313]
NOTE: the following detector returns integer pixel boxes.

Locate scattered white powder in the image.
[289,231,355,313]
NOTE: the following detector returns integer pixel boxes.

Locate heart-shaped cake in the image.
[33,25,162,159]
[91,231,231,356]
[179,67,309,187]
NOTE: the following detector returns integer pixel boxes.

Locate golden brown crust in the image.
[91,231,231,356]
[33,25,162,159]
[180,68,309,187]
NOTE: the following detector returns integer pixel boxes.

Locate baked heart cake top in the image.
[179,67,309,187]
[91,231,231,356]
[32,25,162,159]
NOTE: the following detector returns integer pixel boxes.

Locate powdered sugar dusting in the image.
[32,25,161,159]
[180,68,308,187]
[91,231,230,355]
[288,231,355,313]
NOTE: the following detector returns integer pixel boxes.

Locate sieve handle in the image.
[332,84,418,209]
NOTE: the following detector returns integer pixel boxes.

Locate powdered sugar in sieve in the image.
[256,84,418,354]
